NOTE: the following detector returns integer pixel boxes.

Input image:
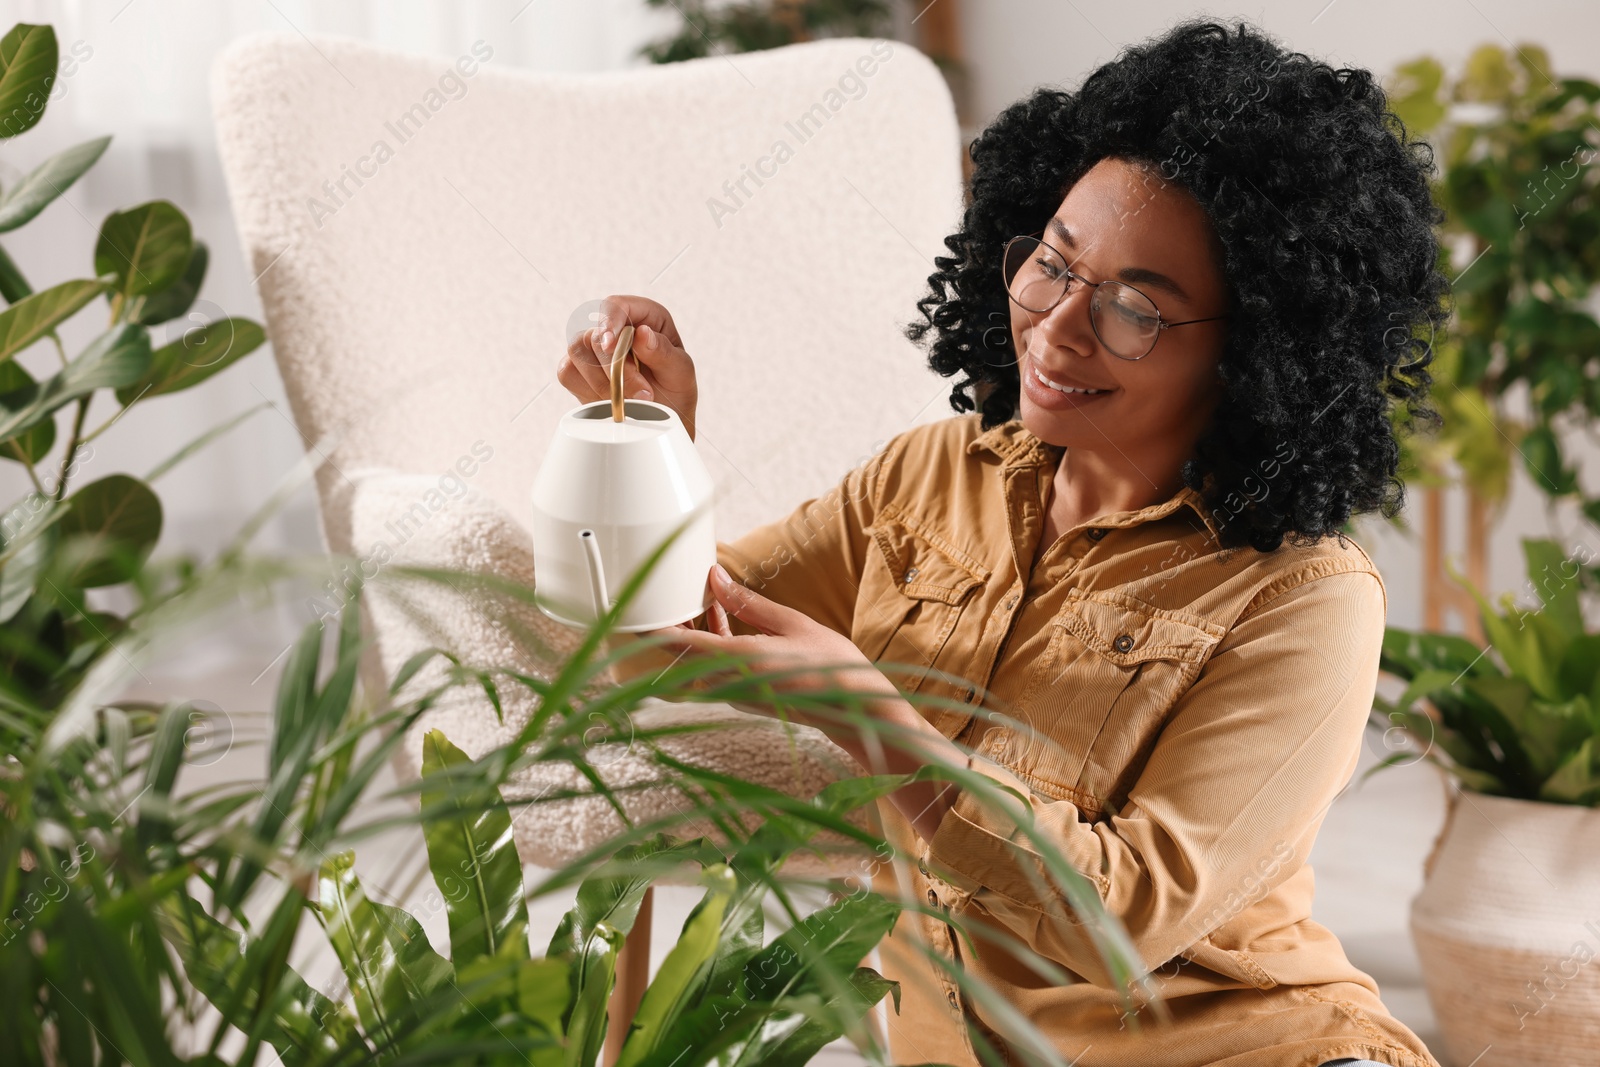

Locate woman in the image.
[559,18,1447,1067]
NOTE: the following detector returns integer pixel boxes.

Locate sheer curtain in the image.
[0,0,679,665]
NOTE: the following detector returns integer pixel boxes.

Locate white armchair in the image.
[211,27,963,1057]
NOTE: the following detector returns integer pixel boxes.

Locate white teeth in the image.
[1033,362,1107,395]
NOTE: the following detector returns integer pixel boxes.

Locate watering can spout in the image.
[579,529,610,620]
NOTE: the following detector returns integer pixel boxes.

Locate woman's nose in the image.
[1033,274,1098,354]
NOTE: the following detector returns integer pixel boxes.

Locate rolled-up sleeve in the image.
[918,568,1388,985]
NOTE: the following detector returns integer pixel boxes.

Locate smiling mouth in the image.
[1030,357,1112,395]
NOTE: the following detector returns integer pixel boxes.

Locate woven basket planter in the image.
[1409,785,1600,1066]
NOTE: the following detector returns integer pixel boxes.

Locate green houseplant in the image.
[0,22,266,712]
[1383,43,1600,548]
[1370,537,1600,1064]
[4,543,1154,1066]
[1372,537,1599,802]
[1367,40,1600,1064]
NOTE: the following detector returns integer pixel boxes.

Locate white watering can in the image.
[529,388,717,633]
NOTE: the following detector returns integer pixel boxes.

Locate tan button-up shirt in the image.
[713,413,1441,1067]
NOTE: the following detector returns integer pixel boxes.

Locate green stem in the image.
[5,439,44,494]
[54,398,89,502]
[50,332,67,368]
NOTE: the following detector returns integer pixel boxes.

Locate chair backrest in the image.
[211,31,965,555]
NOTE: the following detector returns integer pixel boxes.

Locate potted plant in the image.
[1381,42,1600,614]
[1370,536,1600,1066]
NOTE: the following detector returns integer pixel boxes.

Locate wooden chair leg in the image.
[603,886,654,1066]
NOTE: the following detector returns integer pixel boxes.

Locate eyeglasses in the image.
[1001,233,1228,361]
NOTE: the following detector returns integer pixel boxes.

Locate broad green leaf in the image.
[1439,757,1511,794]
[0,493,55,622]
[515,955,572,1036]
[0,359,53,462]
[1539,738,1599,804]
[419,729,530,966]
[563,923,623,1067]
[0,25,57,139]
[158,894,362,1067]
[705,891,764,1007]
[1521,538,1583,637]
[626,997,784,1067]
[0,322,152,443]
[1395,668,1462,712]
[1463,675,1533,729]
[0,240,31,301]
[55,473,162,588]
[0,278,104,364]
[318,851,455,1045]
[651,894,903,1067]
[95,200,193,302]
[133,240,206,325]
[1380,626,1488,679]
[1387,56,1446,134]
[614,864,737,1067]
[1520,425,1578,496]
[1452,560,1562,701]
[1519,697,1594,782]
[547,834,722,960]
[0,136,110,232]
[742,893,900,1006]
[115,316,264,404]
[1459,43,1515,103]
[751,970,901,1067]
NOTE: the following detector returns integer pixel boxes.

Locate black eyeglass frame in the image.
[1001,232,1230,361]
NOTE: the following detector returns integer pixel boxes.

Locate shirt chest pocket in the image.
[852,509,989,697]
[989,588,1225,820]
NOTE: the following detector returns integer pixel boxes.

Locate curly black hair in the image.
[904,17,1450,553]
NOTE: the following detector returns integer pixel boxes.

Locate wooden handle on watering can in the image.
[609,324,635,423]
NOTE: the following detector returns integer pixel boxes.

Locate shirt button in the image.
[946,990,960,1009]
[919,863,930,877]
[1088,527,1107,541]
[1003,594,1017,609]
[962,685,976,703]
[927,888,939,906]
[1113,633,1135,653]
[903,566,919,583]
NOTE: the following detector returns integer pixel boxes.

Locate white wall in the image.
[1,0,1595,668]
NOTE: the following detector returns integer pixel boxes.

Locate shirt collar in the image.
[965,417,1224,544]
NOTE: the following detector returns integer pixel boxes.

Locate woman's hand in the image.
[645,564,899,732]
[643,564,975,838]
[557,294,700,441]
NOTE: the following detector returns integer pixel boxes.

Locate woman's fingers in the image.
[708,563,807,636]
[709,596,731,638]
[559,299,698,436]
[560,326,613,400]
[593,293,685,352]
[629,323,696,395]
